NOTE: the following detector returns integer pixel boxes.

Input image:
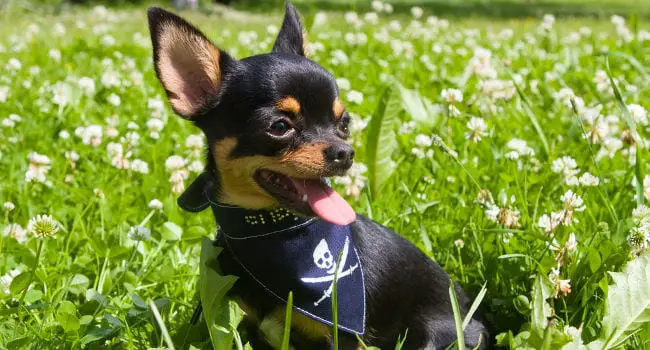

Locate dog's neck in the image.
[178,172,315,236]
[209,201,315,237]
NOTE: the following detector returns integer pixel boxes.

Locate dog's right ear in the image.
[147,7,235,119]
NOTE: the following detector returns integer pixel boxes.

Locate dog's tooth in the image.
[302,194,308,202]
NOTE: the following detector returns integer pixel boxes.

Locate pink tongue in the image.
[291,179,356,225]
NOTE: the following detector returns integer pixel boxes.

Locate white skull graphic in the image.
[313,239,335,272]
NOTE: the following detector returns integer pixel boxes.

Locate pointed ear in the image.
[272,2,307,56]
[147,7,234,119]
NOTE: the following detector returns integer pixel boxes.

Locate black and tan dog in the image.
[147,3,489,349]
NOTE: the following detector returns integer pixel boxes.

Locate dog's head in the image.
[148,3,356,225]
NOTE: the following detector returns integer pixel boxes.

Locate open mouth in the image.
[253,169,356,225]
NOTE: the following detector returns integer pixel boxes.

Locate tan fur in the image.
[275,96,302,116]
[333,98,345,120]
[260,307,331,345]
[156,22,220,117]
[212,137,328,208]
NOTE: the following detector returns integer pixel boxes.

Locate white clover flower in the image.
[336,78,351,91]
[566,233,578,252]
[6,58,21,71]
[329,50,349,66]
[128,225,151,241]
[185,134,204,149]
[410,6,423,19]
[52,82,72,106]
[130,159,149,174]
[506,138,535,157]
[371,0,384,12]
[561,189,586,212]
[3,202,15,211]
[78,77,96,95]
[552,156,579,177]
[3,223,26,243]
[54,22,66,36]
[107,93,121,107]
[101,34,116,47]
[0,86,9,103]
[59,130,70,139]
[538,212,562,234]
[48,49,61,62]
[25,152,52,184]
[578,172,599,186]
[65,151,80,163]
[465,117,487,142]
[165,156,186,171]
[628,104,648,126]
[347,90,364,104]
[364,12,379,25]
[101,70,120,88]
[454,239,464,248]
[411,148,425,159]
[313,12,328,27]
[147,118,164,139]
[188,160,203,173]
[27,214,60,238]
[106,142,123,157]
[611,14,625,26]
[441,88,463,104]
[148,199,163,210]
[414,134,432,147]
[384,3,394,13]
[2,118,15,128]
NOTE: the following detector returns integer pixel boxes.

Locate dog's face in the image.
[148,4,356,225]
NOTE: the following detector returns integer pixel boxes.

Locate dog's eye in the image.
[338,115,351,136]
[268,119,294,136]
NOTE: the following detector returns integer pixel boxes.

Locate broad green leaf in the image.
[68,274,90,295]
[365,86,399,197]
[199,237,240,349]
[9,272,32,295]
[531,274,553,337]
[161,221,183,241]
[398,84,437,127]
[592,253,650,348]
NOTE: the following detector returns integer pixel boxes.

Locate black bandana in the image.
[179,173,366,335]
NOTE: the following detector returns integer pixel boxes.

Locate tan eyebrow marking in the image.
[333,98,345,120]
[275,96,301,116]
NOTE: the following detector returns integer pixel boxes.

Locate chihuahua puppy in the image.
[148,3,489,349]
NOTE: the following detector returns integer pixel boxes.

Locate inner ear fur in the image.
[148,7,234,119]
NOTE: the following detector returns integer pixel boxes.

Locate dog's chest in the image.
[216,215,366,335]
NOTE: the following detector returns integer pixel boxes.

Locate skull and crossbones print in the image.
[301,236,359,306]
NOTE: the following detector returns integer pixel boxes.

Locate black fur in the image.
[148,3,490,349]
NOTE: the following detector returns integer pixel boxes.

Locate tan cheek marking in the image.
[211,140,330,208]
[333,98,345,120]
[275,96,301,116]
[212,137,278,208]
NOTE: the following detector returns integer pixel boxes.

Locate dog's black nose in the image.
[324,143,355,170]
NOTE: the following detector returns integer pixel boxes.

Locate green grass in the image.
[1,2,650,349]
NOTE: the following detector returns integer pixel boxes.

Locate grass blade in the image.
[448,281,466,350]
[512,80,550,157]
[280,291,293,350]
[605,56,645,205]
[462,282,487,331]
[149,299,175,350]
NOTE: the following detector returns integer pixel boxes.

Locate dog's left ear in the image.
[272,2,307,56]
